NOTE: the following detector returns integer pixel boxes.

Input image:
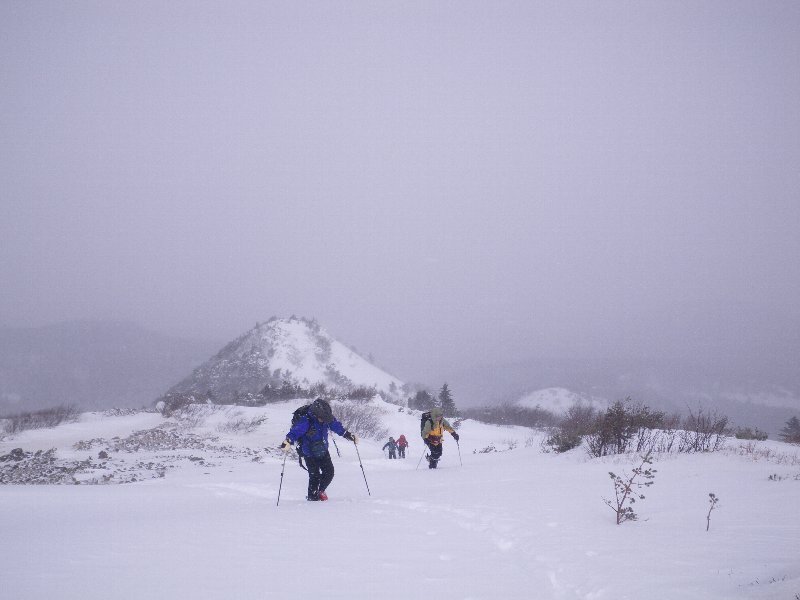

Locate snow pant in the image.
[398,446,406,458]
[304,451,334,499]
[424,439,443,468]
[388,450,396,459]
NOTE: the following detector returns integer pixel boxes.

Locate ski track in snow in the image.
[2,403,800,600]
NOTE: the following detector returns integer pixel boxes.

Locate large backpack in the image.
[420,411,433,437]
[292,404,311,428]
[290,405,314,470]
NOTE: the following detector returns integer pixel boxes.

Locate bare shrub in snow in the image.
[474,443,499,454]
[706,493,719,531]
[340,386,378,403]
[332,400,388,440]
[603,451,657,525]
[170,403,226,429]
[678,407,728,453]
[729,442,800,466]
[2,405,80,435]
[157,393,214,417]
[102,407,153,417]
[545,404,597,453]
[217,414,267,434]
[587,400,667,458]
[733,427,768,441]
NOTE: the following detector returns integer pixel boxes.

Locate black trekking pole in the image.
[416,446,427,470]
[276,452,288,507]
[353,442,371,496]
[456,439,463,467]
[331,436,341,458]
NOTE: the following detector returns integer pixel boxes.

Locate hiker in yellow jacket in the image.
[421,407,459,469]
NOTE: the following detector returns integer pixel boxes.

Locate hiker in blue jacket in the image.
[382,437,398,459]
[280,398,357,501]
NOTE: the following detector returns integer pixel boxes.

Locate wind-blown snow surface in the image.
[2,401,799,600]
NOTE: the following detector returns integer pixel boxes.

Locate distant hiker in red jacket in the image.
[396,434,409,458]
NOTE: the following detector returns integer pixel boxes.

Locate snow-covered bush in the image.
[545,404,597,453]
[678,407,728,453]
[587,400,666,457]
[156,393,213,417]
[216,414,267,434]
[341,386,378,403]
[734,427,768,441]
[332,400,388,440]
[729,442,800,465]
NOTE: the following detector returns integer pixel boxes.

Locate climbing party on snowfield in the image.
[277,398,462,504]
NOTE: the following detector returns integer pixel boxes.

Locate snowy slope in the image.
[1,404,799,600]
[516,387,609,415]
[266,319,402,392]
[168,317,405,402]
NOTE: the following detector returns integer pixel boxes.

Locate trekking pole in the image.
[416,446,427,470]
[353,442,371,496]
[331,436,341,458]
[456,439,463,467]
[276,452,288,507]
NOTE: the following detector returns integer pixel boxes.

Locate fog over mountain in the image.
[445,354,799,437]
[1,3,798,429]
[2,316,796,437]
[0,321,219,414]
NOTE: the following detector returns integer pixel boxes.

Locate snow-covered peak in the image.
[168,316,404,402]
[516,387,609,415]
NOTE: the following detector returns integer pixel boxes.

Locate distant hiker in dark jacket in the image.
[280,398,357,501]
[421,407,458,469]
[382,437,398,459]
[396,434,409,458]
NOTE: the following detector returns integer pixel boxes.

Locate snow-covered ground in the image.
[1,400,799,600]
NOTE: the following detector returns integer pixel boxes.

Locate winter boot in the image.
[307,491,320,501]
[318,491,328,501]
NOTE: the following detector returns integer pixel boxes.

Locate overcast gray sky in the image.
[2,1,799,382]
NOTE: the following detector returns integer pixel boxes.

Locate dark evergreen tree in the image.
[779,416,800,444]
[439,383,457,417]
[410,390,435,411]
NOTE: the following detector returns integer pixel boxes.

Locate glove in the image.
[279,439,292,453]
[452,431,460,441]
[344,431,358,444]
